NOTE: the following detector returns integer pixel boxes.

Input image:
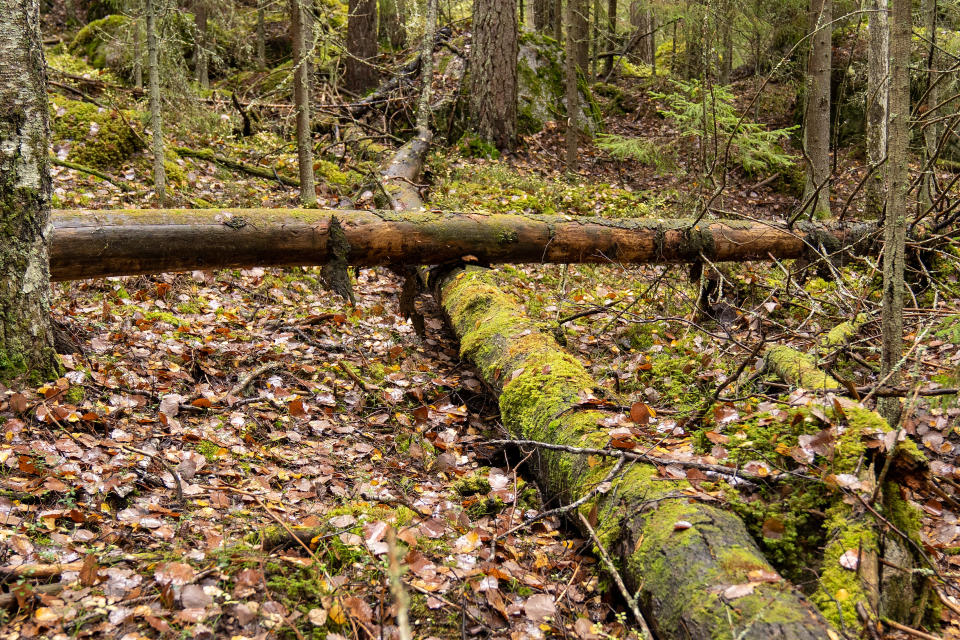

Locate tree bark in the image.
[48,209,876,281]
[193,0,209,89]
[533,0,554,32]
[430,265,838,639]
[378,0,405,48]
[146,0,166,205]
[880,0,909,424]
[345,0,378,93]
[920,0,939,211]
[0,0,61,383]
[257,0,266,69]
[802,0,831,218]
[602,0,615,76]
[565,0,580,170]
[289,0,317,205]
[469,0,518,150]
[718,0,733,84]
[865,0,888,220]
[133,16,143,89]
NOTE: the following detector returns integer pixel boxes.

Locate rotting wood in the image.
[49,208,875,282]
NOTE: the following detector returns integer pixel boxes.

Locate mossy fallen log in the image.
[429,265,837,639]
[170,146,300,187]
[762,346,929,633]
[49,208,874,282]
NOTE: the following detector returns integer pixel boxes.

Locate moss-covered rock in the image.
[68,14,130,70]
[50,95,144,169]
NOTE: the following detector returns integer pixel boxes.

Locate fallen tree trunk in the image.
[366,131,839,638]
[49,208,874,282]
[430,266,838,638]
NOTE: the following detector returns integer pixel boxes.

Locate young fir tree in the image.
[802,0,831,218]
[289,0,317,205]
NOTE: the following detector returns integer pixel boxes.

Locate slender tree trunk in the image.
[552,0,561,39]
[0,0,61,383]
[565,0,581,170]
[289,0,316,205]
[469,0,518,149]
[920,0,939,211]
[590,0,599,78]
[414,0,437,134]
[880,0,909,424]
[718,0,733,84]
[345,0,378,93]
[803,0,832,218]
[146,0,166,205]
[379,0,405,48]
[602,0,615,76]
[193,0,209,89]
[256,0,266,69]
[647,8,655,73]
[573,0,588,70]
[133,16,143,89]
[865,0,888,220]
[533,0,553,32]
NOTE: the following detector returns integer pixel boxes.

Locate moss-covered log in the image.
[764,345,841,391]
[430,265,837,639]
[49,208,875,282]
[170,146,300,187]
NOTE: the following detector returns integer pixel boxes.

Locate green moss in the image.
[453,471,492,496]
[68,14,129,69]
[820,313,871,350]
[195,440,221,462]
[50,95,144,169]
[765,345,840,390]
[64,386,85,404]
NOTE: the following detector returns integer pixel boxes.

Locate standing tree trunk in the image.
[133,16,143,89]
[289,0,316,205]
[865,0,888,220]
[256,0,266,69]
[601,0,615,76]
[572,0,588,70]
[379,0,406,48]
[533,0,553,32]
[718,0,733,84]
[803,0,832,218]
[565,0,582,170]
[920,0,939,211]
[193,0,209,89]
[345,0,378,93]
[469,0,518,150]
[552,0,562,39]
[880,0,909,424]
[0,0,61,383]
[145,0,166,205]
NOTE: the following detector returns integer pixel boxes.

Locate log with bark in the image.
[49,208,875,282]
[370,133,838,639]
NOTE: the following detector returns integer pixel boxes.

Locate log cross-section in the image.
[49,208,875,282]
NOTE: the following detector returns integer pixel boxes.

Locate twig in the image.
[881,618,940,640]
[50,157,133,191]
[120,445,184,506]
[230,361,282,397]
[489,438,791,483]
[492,458,625,545]
[337,360,371,392]
[387,528,413,640]
[578,512,654,639]
[0,584,64,610]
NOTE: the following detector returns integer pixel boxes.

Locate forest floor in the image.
[3,38,960,640]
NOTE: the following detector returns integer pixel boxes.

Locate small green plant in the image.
[456,133,501,160]
[595,133,672,172]
[649,79,798,176]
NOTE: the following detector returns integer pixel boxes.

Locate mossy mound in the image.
[517,32,602,135]
[50,95,144,170]
[68,14,130,70]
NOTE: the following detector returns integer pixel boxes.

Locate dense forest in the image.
[1,0,960,637]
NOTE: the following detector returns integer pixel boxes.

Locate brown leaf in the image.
[342,596,372,623]
[80,554,99,587]
[523,593,556,621]
[629,401,651,426]
[761,517,785,540]
[154,562,196,586]
[288,398,306,417]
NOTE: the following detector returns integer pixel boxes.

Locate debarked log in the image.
[49,208,875,282]
[429,264,838,639]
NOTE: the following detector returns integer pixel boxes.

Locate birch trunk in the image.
[0,0,61,383]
